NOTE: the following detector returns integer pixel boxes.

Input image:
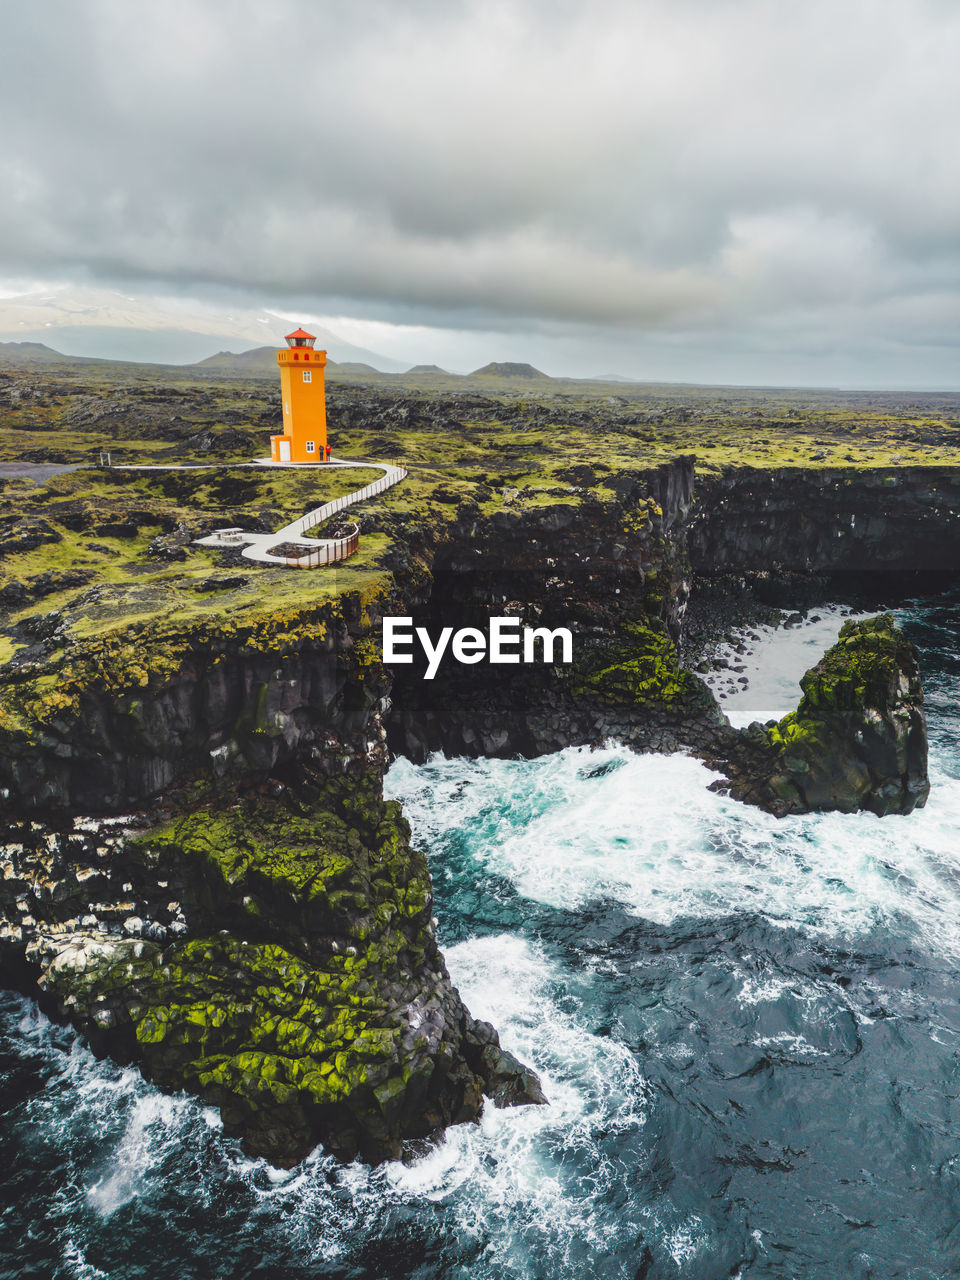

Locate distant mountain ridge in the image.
[0,340,574,387]
[1,319,407,373]
[333,362,383,376]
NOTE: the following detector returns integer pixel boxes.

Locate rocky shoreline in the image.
[0,453,941,1165]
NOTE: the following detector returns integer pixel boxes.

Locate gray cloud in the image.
[1,0,959,383]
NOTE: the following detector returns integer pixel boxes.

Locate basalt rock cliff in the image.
[10,775,542,1166]
[0,457,937,1165]
[0,460,706,1166]
[689,466,960,575]
[382,458,726,762]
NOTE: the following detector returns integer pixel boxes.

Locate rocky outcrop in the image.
[4,775,543,1166]
[0,569,556,1163]
[712,615,928,816]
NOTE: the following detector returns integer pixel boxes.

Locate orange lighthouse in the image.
[270,328,330,464]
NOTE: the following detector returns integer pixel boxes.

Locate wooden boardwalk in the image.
[191,459,408,567]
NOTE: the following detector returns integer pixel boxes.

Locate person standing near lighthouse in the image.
[270,328,331,463]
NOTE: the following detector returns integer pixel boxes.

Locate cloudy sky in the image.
[2,0,959,385]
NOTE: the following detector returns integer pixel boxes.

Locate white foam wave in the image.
[85,1091,205,1215]
[387,740,960,955]
[377,932,649,1270]
[61,1241,110,1280]
[136,930,647,1275]
[1,923,655,1275]
[4,997,221,1224]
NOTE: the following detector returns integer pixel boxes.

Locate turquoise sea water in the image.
[3,596,960,1279]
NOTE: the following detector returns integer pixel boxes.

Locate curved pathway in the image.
[192,458,408,567]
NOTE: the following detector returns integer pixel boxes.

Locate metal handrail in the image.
[255,461,407,570]
[282,524,360,568]
[282,464,407,539]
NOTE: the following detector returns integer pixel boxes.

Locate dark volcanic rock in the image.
[0,516,63,556]
[147,520,194,561]
[713,614,928,816]
[690,467,960,573]
[192,574,250,593]
[0,568,95,615]
[174,426,257,455]
[4,777,544,1167]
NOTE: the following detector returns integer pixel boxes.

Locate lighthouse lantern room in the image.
[270,328,330,463]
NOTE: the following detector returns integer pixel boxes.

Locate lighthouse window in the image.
[302,370,312,383]
[306,441,316,453]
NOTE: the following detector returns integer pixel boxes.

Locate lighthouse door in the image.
[278,440,291,462]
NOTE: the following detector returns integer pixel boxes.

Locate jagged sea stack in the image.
[722,614,929,817]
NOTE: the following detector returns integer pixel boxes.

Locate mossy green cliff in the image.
[0,369,942,1164]
[714,615,928,817]
[0,451,705,1163]
[15,776,543,1166]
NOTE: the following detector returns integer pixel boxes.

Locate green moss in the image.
[28,781,432,1125]
[763,614,919,798]
[768,615,905,759]
[570,620,698,706]
[121,929,408,1111]
[130,932,401,1106]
